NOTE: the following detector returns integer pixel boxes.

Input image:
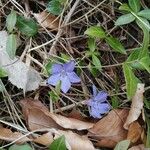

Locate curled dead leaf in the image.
[127,121,143,144]
[88,109,129,148]
[20,99,94,131]
[33,11,59,30]
[124,83,145,129]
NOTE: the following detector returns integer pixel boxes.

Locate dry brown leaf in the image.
[55,130,95,150]
[20,99,94,131]
[33,11,59,30]
[124,83,145,129]
[128,144,145,150]
[33,132,53,146]
[20,99,60,130]
[33,129,95,149]
[0,128,30,143]
[88,109,129,148]
[127,121,143,143]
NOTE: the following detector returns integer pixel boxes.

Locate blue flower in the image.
[47,60,81,93]
[87,85,110,118]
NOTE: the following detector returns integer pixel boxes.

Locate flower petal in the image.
[60,76,71,93]
[97,103,111,114]
[63,60,75,72]
[51,64,63,74]
[47,74,61,86]
[89,106,102,118]
[94,91,108,102]
[67,72,81,83]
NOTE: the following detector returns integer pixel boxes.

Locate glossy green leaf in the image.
[139,56,150,73]
[92,54,102,71]
[119,3,132,12]
[127,49,145,70]
[16,16,38,37]
[6,10,17,33]
[128,0,141,13]
[6,34,17,59]
[85,26,106,39]
[9,144,33,150]
[88,38,96,52]
[136,16,150,31]
[114,140,130,150]
[0,68,8,78]
[123,63,139,99]
[115,14,135,26]
[47,0,63,15]
[105,36,126,54]
[88,63,99,77]
[138,9,150,20]
[49,135,67,150]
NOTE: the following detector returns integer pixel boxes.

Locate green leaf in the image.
[6,34,17,59]
[119,3,132,12]
[115,14,135,26]
[49,90,59,102]
[47,0,63,15]
[127,49,145,70]
[0,68,8,78]
[139,56,150,73]
[84,26,106,39]
[123,63,139,99]
[60,53,71,61]
[111,96,119,109]
[114,140,130,150]
[128,0,141,13]
[88,63,99,77]
[92,54,102,71]
[6,10,17,33]
[138,9,150,20]
[9,144,33,150]
[88,38,96,52]
[16,16,38,37]
[105,36,126,54]
[136,16,150,31]
[49,135,67,150]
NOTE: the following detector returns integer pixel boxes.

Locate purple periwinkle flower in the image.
[47,60,81,93]
[87,85,110,118]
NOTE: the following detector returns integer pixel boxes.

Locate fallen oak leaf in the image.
[124,83,145,130]
[33,11,59,30]
[20,99,94,131]
[88,109,129,148]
